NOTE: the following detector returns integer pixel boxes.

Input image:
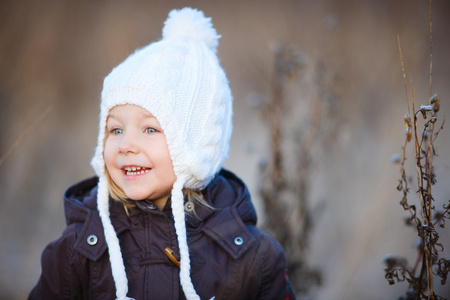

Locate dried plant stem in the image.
[429,0,433,99]
[424,2,435,292]
[270,53,284,188]
[434,202,450,227]
[427,0,434,231]
[398,36,410,114]
[431,119,445,145]
[410,78,426,225]
[0,104,53,167]
[386,2,449,298]
[261,43,323,295]
[400,138,419,227]
[411,81,434,297]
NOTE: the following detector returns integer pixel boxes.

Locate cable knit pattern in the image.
[91,7,233,300]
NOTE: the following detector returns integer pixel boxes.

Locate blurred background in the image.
[1,0,450,299]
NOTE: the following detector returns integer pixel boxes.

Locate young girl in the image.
[29,7,296,300]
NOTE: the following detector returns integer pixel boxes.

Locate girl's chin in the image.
[123,193,149,201]
[123,191,168,202]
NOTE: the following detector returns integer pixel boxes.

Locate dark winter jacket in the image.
[29,169,295,300]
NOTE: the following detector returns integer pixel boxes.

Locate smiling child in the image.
[29,7,296,300]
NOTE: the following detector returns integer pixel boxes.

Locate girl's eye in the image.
[112,128,123,135]
[145,127,157,133]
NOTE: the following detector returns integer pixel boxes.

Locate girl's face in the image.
[104,104,176,209]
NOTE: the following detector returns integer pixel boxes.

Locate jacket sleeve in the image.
[28,224,83,300]
[255,231,296,300]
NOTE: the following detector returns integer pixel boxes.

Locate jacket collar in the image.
[188,169,258,260]
[64,177,130,261]
[64,169,258,261]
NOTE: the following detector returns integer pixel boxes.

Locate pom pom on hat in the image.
[163,7,221,53]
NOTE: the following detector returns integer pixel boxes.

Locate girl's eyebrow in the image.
[107,111,158,122]
[106,114,121,125]
[137,109,156,119]
[107,114,118,121]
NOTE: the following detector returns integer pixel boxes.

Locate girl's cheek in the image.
[104,139,115,160]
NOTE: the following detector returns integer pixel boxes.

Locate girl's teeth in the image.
[126,169,149,175]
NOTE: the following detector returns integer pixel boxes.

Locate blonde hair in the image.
[105,166,213,215]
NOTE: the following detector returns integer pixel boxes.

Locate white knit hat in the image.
[91,7,233,300]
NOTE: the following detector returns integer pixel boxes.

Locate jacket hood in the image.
[63,177,107,262]
[189,169,257,226]
[187,169,258,260]
[64,176,99,225]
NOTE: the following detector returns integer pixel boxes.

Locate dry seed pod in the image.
[404,114,411,129]
[430,94,440,112]
[406,128,412,142]
[419,105,433,119]
[430,94,439,103]
[404,114,412,142]
[421,110,427,119]
[433,102,440,112]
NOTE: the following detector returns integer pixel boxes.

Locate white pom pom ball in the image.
[163,7,221,53]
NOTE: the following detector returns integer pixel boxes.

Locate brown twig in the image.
[0,104,54,167]
[429,0,433,100]
[398,36,411,115]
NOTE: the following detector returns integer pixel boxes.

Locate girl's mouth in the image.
[123,166,150,176]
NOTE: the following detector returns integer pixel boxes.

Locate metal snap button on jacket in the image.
[147,204,157,210]
[234,236,244,245]
[87,234,98,246]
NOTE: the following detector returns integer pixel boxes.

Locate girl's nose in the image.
[118,132,139,154]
